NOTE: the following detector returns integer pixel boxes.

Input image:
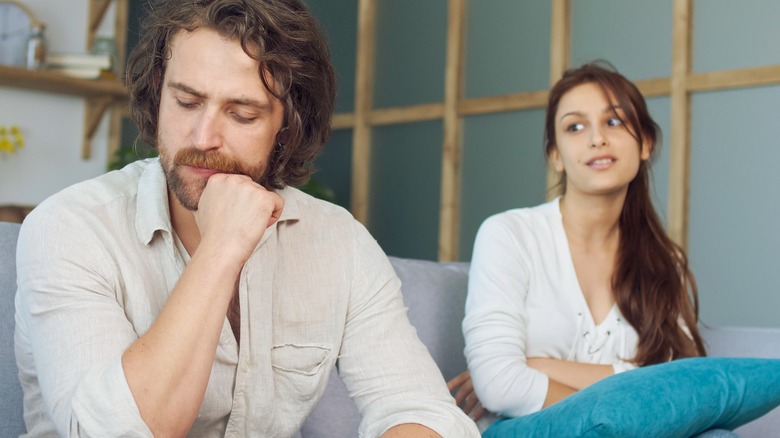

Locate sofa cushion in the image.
[299,257,469,437]
[0,222,25,437]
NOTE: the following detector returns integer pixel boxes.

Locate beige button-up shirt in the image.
[15,159,478,437]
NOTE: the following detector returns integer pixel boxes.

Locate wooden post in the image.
[83,0,129,161]
[669,0,693,248]
[108,0,129,165]
[546,0,570,198]
[351,0,377,224]
[87,0,113,50]
[438,0,467,261]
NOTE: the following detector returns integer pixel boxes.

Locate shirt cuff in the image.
[69,358,152,436]
[612,361,637,375]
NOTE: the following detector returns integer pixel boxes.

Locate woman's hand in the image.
[447,370,486,421]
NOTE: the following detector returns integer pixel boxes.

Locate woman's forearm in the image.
[528,357,615,390]
[542,378,577,408]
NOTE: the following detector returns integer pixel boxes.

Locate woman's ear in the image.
[640,139,653,161]
[549,147,564,172]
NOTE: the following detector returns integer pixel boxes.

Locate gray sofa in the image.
[1,221,778,437]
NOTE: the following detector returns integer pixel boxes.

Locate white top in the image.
[462,198,638,418]
[15,158,479,438]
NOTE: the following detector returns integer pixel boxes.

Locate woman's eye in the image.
[566,123,584,132]
[607,117,623,127]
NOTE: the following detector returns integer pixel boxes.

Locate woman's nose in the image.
[590,126,607,148]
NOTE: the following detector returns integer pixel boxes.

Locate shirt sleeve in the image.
[15,206,153,437]
[462,214,550,417]
[336,220,479,438]
[612,360,637,374]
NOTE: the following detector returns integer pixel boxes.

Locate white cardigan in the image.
[463,198,638,418]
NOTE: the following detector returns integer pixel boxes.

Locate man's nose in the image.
[192,110,223,151]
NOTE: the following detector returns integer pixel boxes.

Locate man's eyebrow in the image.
[168,81,204,98]
[227,97,274,111]
[167,81,273,111]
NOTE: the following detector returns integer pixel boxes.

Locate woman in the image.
[452,62,780,437]
[455,61,706,419]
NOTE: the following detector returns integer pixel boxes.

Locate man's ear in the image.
[154,67,163,94]
[549,147,564,172]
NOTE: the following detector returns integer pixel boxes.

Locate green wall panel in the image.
[689,85,780,327]
[373,0,447,108]
[459,110,547,260]
[693,0,780,73]
[368,121,443,260]
[464,0,551,98]
[311,129,353,210]
[570,0,672,81]
[306,0,358,113]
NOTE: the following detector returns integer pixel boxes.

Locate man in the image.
[14,1,479,436]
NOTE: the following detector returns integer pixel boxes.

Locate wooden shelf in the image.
[0,65,127,159]
[0,65,126,98]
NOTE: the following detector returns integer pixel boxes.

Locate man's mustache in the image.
[173,148,244,175]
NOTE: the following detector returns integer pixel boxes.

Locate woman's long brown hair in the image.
[543,62,706,365]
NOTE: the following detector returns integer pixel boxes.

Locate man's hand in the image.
[447,370,486,421]
[194,173,284,262]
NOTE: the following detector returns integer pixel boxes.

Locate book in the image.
[47,65,107,80]
[46,52,112,70]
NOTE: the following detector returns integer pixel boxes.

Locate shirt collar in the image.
[275,186,302,223]
[135,158,173,246]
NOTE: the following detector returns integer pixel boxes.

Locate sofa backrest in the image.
[0,222,25,437]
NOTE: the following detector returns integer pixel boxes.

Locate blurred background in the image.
[1,0,778,328]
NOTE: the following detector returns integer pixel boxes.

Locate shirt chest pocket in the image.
[271,343,333,403]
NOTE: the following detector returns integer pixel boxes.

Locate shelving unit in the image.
[0,0,128,160]
[0,65,125,97]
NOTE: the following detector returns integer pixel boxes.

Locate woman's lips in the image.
[587,156,616,169]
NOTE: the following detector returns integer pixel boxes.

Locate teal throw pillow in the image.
[483,357,780,438]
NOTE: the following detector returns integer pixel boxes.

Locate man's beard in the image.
[159,146,269,211]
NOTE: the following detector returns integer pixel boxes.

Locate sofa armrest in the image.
[701,325,780,437]
[0,222,25,437]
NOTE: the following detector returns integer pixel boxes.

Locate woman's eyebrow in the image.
[559,110,584,122]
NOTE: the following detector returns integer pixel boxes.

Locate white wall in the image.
[0,1,117,205]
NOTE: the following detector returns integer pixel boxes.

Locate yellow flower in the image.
[10,125,24,149]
